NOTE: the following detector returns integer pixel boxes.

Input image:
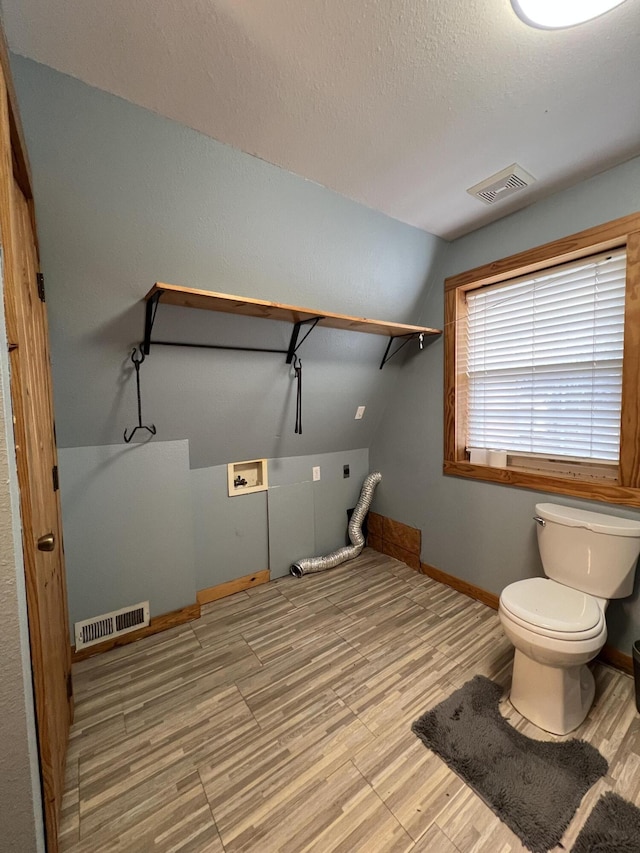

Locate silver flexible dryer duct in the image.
[290,471,382,578]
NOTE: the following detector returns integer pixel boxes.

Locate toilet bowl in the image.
[499,578,607,734]
[498,503,640,735]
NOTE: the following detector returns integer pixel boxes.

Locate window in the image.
[444,212,640,507]
[465,250,626,467]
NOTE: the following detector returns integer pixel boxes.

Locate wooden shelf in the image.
[145,283,441,340]
[142,282,441,369]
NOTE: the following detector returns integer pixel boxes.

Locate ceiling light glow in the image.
[512,0,627,28]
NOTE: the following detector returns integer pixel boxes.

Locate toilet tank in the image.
[535,503,640,598]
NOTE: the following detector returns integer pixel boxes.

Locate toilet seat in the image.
[500,578,605,641]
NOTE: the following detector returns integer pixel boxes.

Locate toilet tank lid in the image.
[536,503,640,537]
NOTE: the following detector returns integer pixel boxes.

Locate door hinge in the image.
[36,273,45,302]
[66,671,73,699]
[52,465,59,492]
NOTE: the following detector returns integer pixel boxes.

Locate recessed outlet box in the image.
[355,406,365,420]
[343,464,350,478]
[312,466,321,481]
[228,458,268,497]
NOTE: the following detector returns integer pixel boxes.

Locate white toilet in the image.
[499,502,640,735]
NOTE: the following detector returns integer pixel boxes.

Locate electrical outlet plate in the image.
[228,458,268,496]
[355,406,365,419]
[312,466,321,481]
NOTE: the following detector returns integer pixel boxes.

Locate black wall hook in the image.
[292,354,303,435]
[124,346,157,443]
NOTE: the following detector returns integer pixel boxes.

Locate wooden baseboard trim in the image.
[420,561,634,676]
[368,512,421,572]
[196,569,270,606]
[598,643,633,675]
[72,602,200,662]
[420,561,500,610]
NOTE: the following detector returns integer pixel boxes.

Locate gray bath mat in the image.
[571,792,640,853]
[411,675,608,853]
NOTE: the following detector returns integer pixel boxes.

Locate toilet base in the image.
[510,649,595,735]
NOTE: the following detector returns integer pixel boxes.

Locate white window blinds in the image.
[464,250,626,462]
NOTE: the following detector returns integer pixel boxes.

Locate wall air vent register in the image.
[74,601,150,649]
[467,164,536,205]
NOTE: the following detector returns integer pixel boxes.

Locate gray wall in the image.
[9,40,638,848]
[194,448,371,587]
[14,52,640,660]
[59,443,369,630]
[10,55,442,632]
[370,154,640,654]
[267,448,370,578]
[11,55,445,470]
[0,269,45,849]
[58,440,196,631]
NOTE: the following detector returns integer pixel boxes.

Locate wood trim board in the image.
[444,211,640,292]
[598,644,634,676]
[196,570,270,605]
[420,561,633,675]
[420,561,500,610]
[367,513,422,571]
[0,20,33,203]
[72,603,200,662]
[0,54,71,852]
[443,213,640,508]
[619,229,640,490]
[70,557,634,678]
[73,571,271,661]
[147,282,441,339]
[443,460,640,508]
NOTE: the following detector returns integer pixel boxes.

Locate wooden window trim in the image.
[443,211,640,508]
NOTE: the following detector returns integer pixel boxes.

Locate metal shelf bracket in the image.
[142,289,163,355]
[285,317,324,364]
[379,332,425,370]
[142,291,322,364]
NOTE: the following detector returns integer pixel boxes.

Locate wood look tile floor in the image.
[61,549,640,852]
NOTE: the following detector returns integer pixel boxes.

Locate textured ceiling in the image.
[2,0,639,239]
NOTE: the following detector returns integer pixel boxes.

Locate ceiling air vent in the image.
[467,164,535,205]
[75,601,150,649]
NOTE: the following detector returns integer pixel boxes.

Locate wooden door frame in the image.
[0,27,71,853]
[0,29,35,220]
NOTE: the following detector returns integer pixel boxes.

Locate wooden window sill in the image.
[443,460,640,508]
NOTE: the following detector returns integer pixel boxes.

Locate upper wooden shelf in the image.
[146,283,441,339]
